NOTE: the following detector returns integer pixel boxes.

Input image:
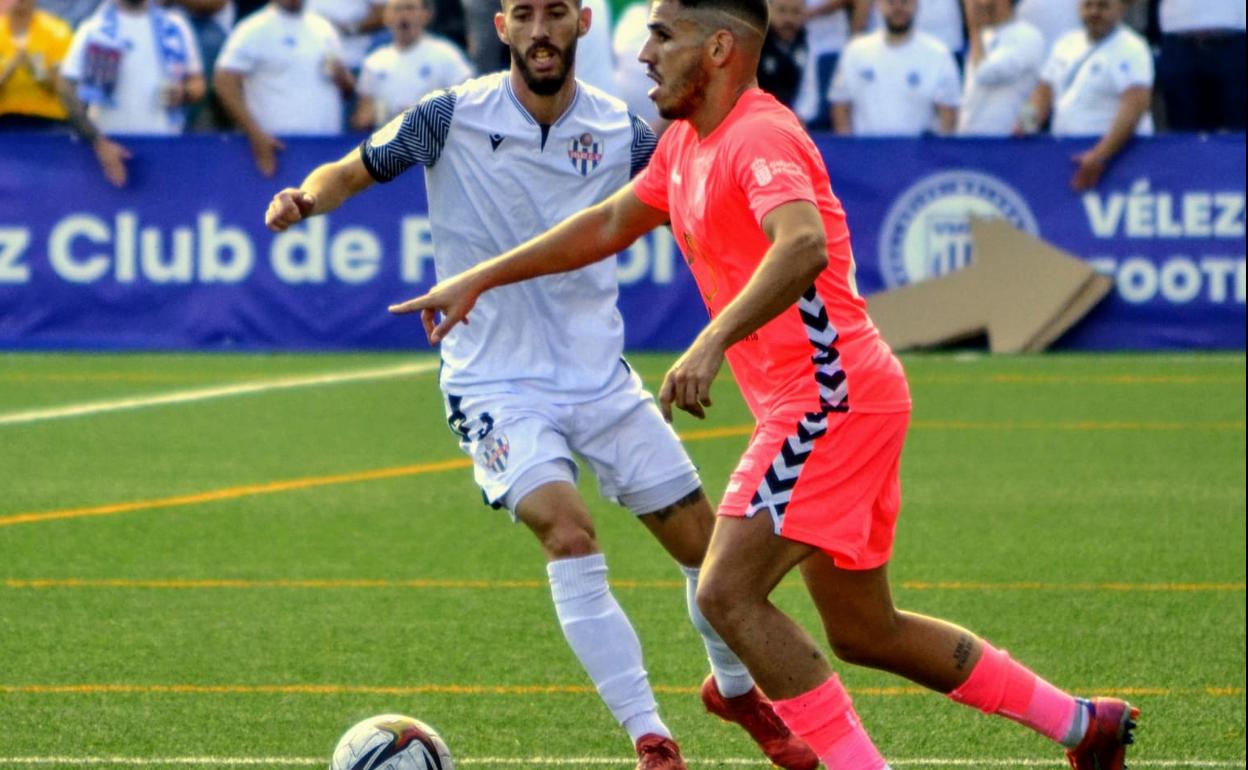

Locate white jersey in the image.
[215,4,344,135]
[1042,25,1154,137]
[358,35,474,126]
[360,72,658,401]
[958,17,1045,136]
[828,30,961,136]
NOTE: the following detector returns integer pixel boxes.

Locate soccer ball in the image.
[330,713,455,770]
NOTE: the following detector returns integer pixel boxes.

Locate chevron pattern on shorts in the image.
[799,285,849,412]
[745,285,848,533]
[362,89,457,181]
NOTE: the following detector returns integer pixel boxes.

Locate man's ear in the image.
[494,11,508,44]
[579,5,592,38]
[706,28,736,66]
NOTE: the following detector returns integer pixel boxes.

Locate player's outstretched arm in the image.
[659,200,828,421]
[264,149,376,232]
[389,183,667,344]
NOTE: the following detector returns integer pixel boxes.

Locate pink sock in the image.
[949,641,1080,744]
[773,674,888,769]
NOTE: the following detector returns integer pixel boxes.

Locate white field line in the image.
[0,758,1243,768]
[0,362,439,427]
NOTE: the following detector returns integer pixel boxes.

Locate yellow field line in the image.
[1,683,1240,698]
[3,578,1243,593]
[1,419,1242,529]
[0,459,472,528]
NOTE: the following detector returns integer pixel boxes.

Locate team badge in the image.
[878,170,1039,288]
[568,132,603,176]
[475,431,511,474]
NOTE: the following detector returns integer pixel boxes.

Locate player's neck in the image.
[689,77,755,139]
[509,69,578,126]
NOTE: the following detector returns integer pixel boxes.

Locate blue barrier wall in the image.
[1,133,1243,350]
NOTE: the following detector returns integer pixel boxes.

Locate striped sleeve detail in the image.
[629,113,658,179]
[359,89,457,183]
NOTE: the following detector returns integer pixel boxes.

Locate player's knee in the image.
[694,572,748,636]
[536,520,599,559]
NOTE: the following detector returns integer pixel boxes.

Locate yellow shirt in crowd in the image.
[0,9,72,119]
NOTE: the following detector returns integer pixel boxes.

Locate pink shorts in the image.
[718,410,910,570]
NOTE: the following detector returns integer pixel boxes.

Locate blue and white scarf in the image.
[77,0,191,127]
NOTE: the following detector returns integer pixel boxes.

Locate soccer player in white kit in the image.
[263,2,818,768]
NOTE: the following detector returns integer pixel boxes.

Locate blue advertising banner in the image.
[1,133,1244,350]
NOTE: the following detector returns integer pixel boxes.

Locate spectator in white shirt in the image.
[1156,0,1245,131]
[958,0,1044,135]
[214,0,353,176]
[60,0,204,136]
[350,0,471,129]
[1022,0,1152,190]
[1016,0,1080,59]
[829,0,961,135]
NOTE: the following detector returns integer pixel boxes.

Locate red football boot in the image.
[635,733,687,770]
[1066,698,1140,770]
[701,675,821,770]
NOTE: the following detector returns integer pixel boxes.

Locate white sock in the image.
[681,565,756,699]
[548,553,671,743]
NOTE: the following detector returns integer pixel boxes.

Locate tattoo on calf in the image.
[953,635,975,670]
[646,488,707,522]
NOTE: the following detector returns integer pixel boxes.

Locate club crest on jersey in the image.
[475,432,511,474]
[568,132,603,176]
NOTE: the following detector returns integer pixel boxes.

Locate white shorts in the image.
[442,366,701,517]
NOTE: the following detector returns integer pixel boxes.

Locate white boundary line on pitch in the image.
[0,758,1243,768]
[0,361,439,427]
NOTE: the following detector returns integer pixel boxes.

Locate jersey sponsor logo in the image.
[751,158,773,186]
[489,133,505,151]
[369,112,405,147]
[750,157,806,188]
[475,431,511,474]
[878,169,1040,288]
[568,132,603,176]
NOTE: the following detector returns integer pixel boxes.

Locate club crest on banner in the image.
[568,133,603,176]
[878,170,1039,288]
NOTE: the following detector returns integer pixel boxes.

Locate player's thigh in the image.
[570,370,700,513]
[637,486,716,568]
[798,554,898,640]
[513,480,601,559]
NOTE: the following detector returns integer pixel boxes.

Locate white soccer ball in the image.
[330,713,455,770]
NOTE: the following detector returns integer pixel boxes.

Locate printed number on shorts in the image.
[446,394,494,441]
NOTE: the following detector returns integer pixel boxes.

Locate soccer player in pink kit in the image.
[390,0,1140,766]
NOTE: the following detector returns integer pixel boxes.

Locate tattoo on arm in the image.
[953,635,975,671]
[56,79,100,144]
[644,487,706,522]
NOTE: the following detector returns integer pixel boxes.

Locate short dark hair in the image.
[675,0,769,32]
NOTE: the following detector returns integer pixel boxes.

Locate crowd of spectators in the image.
[1,0,1244,188]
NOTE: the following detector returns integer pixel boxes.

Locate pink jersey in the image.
[633,89,910,419]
